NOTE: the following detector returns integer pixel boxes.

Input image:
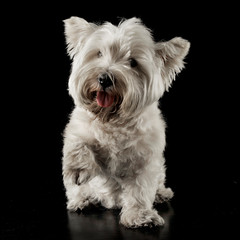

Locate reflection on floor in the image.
[67,203,174,240]
[1,189,239,240]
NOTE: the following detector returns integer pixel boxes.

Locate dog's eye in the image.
[97,51,102,58]
[129,58,138,68]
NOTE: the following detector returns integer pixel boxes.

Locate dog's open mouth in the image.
[96,91,114,108]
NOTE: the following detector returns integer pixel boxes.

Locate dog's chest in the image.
[90,127,146,179]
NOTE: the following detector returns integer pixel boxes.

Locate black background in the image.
[2,1,239,239]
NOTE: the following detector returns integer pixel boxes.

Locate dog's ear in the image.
[63,17,96,58]
[155,37,190,91]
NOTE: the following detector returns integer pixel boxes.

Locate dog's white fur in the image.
[62,17,190,228]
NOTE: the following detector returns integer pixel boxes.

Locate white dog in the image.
[62,17,190,228]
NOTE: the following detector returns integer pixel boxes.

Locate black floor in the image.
[1,175,239,240]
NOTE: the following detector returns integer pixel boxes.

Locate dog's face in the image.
[64,17,190,123]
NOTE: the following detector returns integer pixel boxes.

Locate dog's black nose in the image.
[98,74,113,90]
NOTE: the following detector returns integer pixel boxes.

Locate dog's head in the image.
[64,17,190,123]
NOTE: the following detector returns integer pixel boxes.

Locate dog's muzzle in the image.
[96,73,114,108]
[98,73,113,90]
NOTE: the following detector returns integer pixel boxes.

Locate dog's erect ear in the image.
[156,37,190,91]
[63,17,96,58]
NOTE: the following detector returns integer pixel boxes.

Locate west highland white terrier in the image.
[62,17,190,228]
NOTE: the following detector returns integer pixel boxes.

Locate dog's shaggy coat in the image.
[62,17,190,228]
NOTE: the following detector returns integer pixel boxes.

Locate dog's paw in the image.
[120,208,164,228]
[155,187,174,203]
[67,197,90,211]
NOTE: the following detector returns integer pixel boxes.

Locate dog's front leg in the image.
[120,174,164,228]
[62,142,98,211]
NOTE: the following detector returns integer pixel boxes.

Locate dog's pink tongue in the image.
[96,91,114,107]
